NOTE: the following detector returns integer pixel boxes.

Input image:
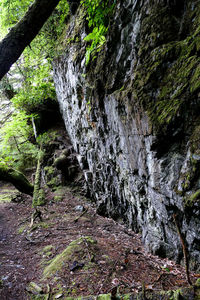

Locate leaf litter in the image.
[0,184,197,299]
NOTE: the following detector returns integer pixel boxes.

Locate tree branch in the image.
[0,0,61,80]
[0,0,81,81]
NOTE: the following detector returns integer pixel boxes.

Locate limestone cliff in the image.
[53,0,200,270]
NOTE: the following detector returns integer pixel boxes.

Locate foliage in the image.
[0,0,32,38]
[0,0,69,170]
[36,131,58,146]
[84,25,107,65]
[42,0,70,57]
[12,82,56,113]
[0,0,69,43]
[81,0,115,28]
[81,0,115,65]
[0,0,69,102]
[0,0,68,111]
[0,111,38,171]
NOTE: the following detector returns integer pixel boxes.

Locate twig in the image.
[173,213,192,285]
[74,208,88,223]
[153,272,165,283]
[56,227,74,230]
[119,278,133,288]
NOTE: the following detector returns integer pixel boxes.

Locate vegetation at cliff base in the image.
[0,0,70,173]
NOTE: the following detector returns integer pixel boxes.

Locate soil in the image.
[0,183,197,300]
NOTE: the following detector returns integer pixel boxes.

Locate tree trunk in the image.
[32,151,45,207]
[0,0,81,81]
[0,165,33,196]
[0,0,61,81]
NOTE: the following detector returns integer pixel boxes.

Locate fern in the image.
[81,0,115,65]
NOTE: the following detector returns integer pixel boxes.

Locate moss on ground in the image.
[42,236,97,279]
[0,193,12,203]
[40,244,55,258]
[31,222,52,231]
[17,224,27,234]
[53,186,71,201]
[27,283,200,300]
[0,187,20,203]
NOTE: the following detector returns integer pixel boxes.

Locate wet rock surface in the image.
[53,0,200,270]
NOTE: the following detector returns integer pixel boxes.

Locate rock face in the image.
[53,0,200,270]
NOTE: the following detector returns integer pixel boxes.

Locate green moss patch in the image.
[184,189,200,208]
[44,166,60,189]
[31,222,52,231]
[42,245,55,253]
[43,236,97,279]
[17,224,27,234]
[131,1,200,135]
[0,187,19,203]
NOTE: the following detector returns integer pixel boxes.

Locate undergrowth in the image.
[81,0,115,65]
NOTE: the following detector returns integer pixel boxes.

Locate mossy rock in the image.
[44,166,61,188]
[43,236,97,279]
[47,177,61,189]
[27,282,43,294]
[0,193,12,203]
[0,187,20,203]
[184,189,200,207]
[53,195,63,202]
[41,245,55,257]
[130,1,200,138]
[54,155,69,170]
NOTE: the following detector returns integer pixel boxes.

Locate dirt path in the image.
[0,185,196,299]
[0,194,43,300]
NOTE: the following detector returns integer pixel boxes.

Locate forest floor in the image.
[0,182,197,300]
